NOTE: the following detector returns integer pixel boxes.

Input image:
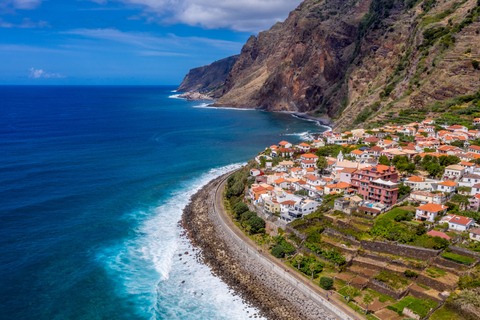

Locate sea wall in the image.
[182,174,346,320]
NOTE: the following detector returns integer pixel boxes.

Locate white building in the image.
[415,203,448,222]
[441,214,475,231]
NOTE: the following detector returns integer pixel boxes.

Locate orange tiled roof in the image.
[417,203,448,212]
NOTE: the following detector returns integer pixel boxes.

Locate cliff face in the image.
[177,55,239,93]
[182,0,480,129]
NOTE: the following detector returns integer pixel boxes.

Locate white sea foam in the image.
[168,94,182,99]
[101,163,264,319]
[284,131,315,141]
[192,104,254,111]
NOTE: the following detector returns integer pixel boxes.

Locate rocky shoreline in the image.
[181,173,336,320]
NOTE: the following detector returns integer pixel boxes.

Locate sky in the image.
[0,0,301,85]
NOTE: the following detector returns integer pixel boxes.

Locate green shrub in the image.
[404,270,418,278]
[246,216,265,234]
[473,60,480,70]
[319,276,334,290]
[271,245,285,258]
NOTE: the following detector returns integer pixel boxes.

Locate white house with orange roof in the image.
[278,140,292,148]
[297,142,311,152]
[274,178,289,189]
[415,203,448,222]
[301,160,316,169]
[300,153,319,161]
[460,161,476,174]
[404,176,438,191]
[312,139,325,148]
[348,149,369,161]
[422,119,435,125]
[468,145,480,154]
[471,183,480,195]
[433,180,457,193]
[460,173,480,187]
[442,214,475,231]
[378,139,398,148]
[305,174,321,186]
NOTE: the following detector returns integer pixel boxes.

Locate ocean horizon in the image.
[0,85,327,320]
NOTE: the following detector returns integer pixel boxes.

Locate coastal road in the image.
[214,175,365,320]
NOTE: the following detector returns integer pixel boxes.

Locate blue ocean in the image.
[0,86,327,320]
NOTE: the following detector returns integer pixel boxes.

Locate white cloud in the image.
[62,28,243,52]
[2,0,43,10]
[0,17,49,28]
[99,0,301,32]
[29,68,65,79]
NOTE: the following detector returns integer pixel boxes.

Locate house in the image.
[461,173,480,187]
[427,230,450,240]
[264,199,280,215]
[312,139,325,148]
[378,139,398,148]
[282,199,319,221]
[363,136,380,144]
[351,165,399,206]
[444,165,465,179]
[324,182,352,194]
[297,142,311,152]
[306,174,322,186]
[409,190,446,204]
[339,167,356,184]
[349,149,370,161]
[447,125,468,132]
[280,200,296,214]
[278,140,292,148]
[474,118,480,126]
[334,198,350,212]
[468,194,480,211]
[301,153,319,161]
[433,180,457,193]
[468,145,480,154]
[274,178,289,189]
[368,146,383,159]
[438,145,463,155]
[250,169,263,177]
[274,147,295,158]
[469,228,480,241]
[415,203,448,222]
[356,206,382,217]
[442,214,474,231]
[460,161,476,174]
[404,176,438,191]
[301,160,316,169]
[251,186,267,201]
[472,183,480,195]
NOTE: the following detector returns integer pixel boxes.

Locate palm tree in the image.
[293,254,302,270]
[246,225,252,236]
[309,262,317,280]
[363,294,374,314]
[345,286,357,303]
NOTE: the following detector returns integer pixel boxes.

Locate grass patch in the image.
[364,288,396,303]
[426,267,447,278]
[388,296,438,318]
[430,305,464,320]
[441,252,476,265]
[417,283,431,290]
[338,286,361,298]
[374,270,410,290]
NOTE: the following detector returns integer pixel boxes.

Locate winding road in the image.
[214,174,365,320]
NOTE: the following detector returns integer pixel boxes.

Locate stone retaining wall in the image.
[366,280,407,300]
[408,287,444,303]
[360,240,440,260]
[449,245,480,259]
[416,274,454,292]
[433,256,469,274]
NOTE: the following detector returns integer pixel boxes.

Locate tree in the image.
[414,155,422,165]
[233,202,249,218]
[309,262,318,279]
[345,286,357,303]
[246,216,266,234]
[398,183,411,198]
[293,255,302,270]
[319,276,333,290]
[316,156,328,173]
[426,162,443,177]
[363,294,374,314]
[246,225,252,236]
[379,155,390,166]
[271,245,285,258]
[240,211,256,227]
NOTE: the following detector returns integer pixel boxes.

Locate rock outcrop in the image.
[180,0,480,130]
[177,55,239,93]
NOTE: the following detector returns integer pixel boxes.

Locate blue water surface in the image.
[0,86,327,320]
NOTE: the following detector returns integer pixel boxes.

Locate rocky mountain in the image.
[181,0,480,130]
[177,55,239,93]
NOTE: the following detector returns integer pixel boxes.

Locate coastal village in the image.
[224,117,480,320]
